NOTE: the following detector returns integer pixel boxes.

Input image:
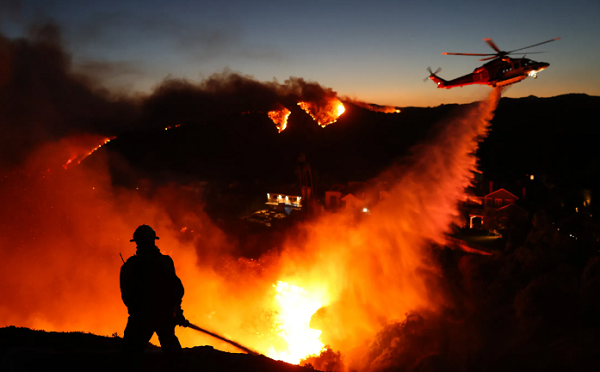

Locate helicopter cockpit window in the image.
[514,62,521,68]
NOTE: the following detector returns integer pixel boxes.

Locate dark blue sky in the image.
[2,0,598,106]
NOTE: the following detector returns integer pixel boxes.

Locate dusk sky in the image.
[2,0,599,107]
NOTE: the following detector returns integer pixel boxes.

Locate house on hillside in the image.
[341,192,365,211]
[460,188,524,231]
[484,188,518,208]
[265,185,303,215]
[325,181,388,213]
[325,184,345,211]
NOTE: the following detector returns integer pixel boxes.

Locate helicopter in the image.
[427,37,560,89]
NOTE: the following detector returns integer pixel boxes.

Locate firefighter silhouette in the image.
[120,224,187,365]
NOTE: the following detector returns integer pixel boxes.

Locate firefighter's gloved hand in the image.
[175,308,190,327]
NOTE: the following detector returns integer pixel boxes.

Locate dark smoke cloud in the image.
[0,23,344,174]
[140,73,338,127]
[73,59,145,90]
[0,23,339,170]
[0,22,135,168]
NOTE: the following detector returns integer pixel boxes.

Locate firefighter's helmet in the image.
[130,224,160,243]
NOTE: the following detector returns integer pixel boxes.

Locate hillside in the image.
[103,94,600,190]
[0,326,317,372]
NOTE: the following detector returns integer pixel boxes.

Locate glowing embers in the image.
[268,107,291,133]
[298,98,345,128]
[164,124,182,130]
[63,136,115,169]
[268,281,327,364]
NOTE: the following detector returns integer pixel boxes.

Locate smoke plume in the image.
[0,23,352,171]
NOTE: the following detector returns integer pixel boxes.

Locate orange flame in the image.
[298,98,345,127]
[268,107,291,133]
[63,136,115,169]
[267,281,328,363]
[165,124,182,131]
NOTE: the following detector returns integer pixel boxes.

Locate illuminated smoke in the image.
[347,100,400,113]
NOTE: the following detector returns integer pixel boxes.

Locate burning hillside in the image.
[268,97,346,132]
[298,98,346,128]
[63,136,115,169]
[268,107,292,133]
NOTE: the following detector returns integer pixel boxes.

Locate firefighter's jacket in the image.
[120,246,184,317]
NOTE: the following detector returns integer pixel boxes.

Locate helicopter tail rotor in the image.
[424,67,447,88]
[424,66,442,82]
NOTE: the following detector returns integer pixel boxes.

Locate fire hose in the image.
[182,321,261,356]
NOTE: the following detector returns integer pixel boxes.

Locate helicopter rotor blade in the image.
[441,37,558,62]
[426,66,441,74]
[510,51,546,54]
[478,51,547,61]
[424,67,432,82]
[483,38,502,53]
[508,37,560,53]
[442,52,495,56]
[424,67,442,82]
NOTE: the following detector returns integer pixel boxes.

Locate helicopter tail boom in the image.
[428,73,447,88]
[425,67,447,88]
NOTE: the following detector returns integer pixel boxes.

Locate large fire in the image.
[268,281,328,363]
[0,85,502,371]
[269,99,345,132]
[298,98,345,127]
[268,107,291,133]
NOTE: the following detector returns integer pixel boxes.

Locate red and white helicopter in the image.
[427,37,560,89]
